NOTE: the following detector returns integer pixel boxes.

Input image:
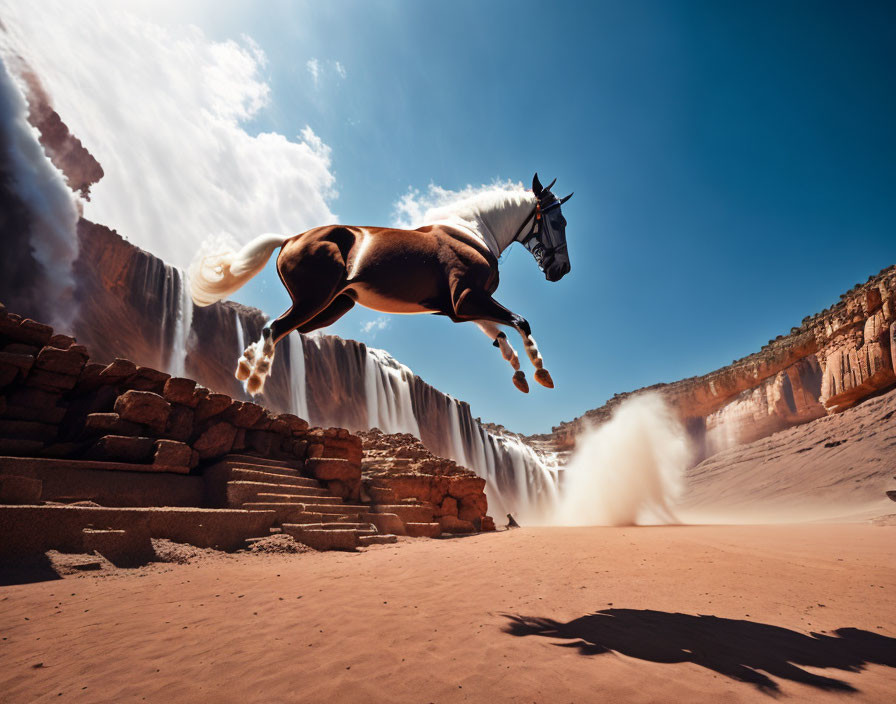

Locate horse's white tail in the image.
[188,233,289,307]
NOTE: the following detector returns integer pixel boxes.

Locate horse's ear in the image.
[532,172,543,196]
[560,192,574,204]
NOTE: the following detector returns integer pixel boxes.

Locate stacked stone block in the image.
[0,303,361,502]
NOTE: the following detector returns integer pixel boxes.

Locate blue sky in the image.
[19,1,893,435]
[227,0,896,434]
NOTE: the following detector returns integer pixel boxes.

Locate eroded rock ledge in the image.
[548,265,896,455]
[359,429,495,533]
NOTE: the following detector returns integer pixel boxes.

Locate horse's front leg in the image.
[475,321,527,391]
[455,292,554,391]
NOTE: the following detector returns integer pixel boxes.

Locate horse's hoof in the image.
[246,373,263,395]
[512,371,529,393]
[235,358,252,381]
[534,368,554,389]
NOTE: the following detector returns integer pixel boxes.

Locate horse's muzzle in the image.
[545,257,571,282]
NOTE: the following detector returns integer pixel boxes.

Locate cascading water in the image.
[167,268,193,378]
[293,335,561,519]
[287,331,309,420]
[364,348,421,436]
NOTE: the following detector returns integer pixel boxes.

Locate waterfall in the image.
[168,267,193,377]
[292,336,560,517]
[364,348,421,436]
[0,58,79,327]
[287,331,309,420]
[159,266,193,377]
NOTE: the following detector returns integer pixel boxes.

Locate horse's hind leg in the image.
[239,242,348,394]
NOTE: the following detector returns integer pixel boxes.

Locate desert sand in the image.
[2,524,894,703]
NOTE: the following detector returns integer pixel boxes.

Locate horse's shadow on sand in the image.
[503,609,896,695]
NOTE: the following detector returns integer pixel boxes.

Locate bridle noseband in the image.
[512,197,567,272]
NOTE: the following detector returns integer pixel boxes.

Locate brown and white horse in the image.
[189,174,573,395]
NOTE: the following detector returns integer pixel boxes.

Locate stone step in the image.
[217,461,302,479]
[305,457,360,482]
[365,486,397,504]
[0,455,190,476]
[225,481,329,506]
[316,522,376,532]
[220,453,304,471]
[281,524,359,551]
[227,481,326,497]
[405,522,442,538]
[0,505,277,559]
[252,493,337,505]
[359,534,398,547]
[370,504,435,524]
[241,503,355,525]
[287,522,376,535]
[361,512,405,536]
[308,503,369,516]
[229,468,324,489]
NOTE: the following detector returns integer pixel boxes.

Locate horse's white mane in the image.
[421,185,536,256]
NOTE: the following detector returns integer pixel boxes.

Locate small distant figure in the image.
[506,513,520,529]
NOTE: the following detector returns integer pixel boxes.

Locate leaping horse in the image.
[189,173,573,395]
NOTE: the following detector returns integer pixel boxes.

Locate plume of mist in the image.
[548,393,691,526]
[0,57,78,327]
[0,0,337,269]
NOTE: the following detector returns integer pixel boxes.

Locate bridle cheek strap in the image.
[515,199,563,272]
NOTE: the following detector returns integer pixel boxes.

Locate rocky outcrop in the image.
[358,429,496,533]
[0,303,351,480]
[548,266,896,458]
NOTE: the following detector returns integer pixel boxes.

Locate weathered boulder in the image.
[153,439,193,468]
[192,421,237,459]
[195,393,232,422]
[86,434,155,463]
[114,390,171,434]
[163,377,198,407]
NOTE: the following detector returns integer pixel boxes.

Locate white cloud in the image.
[392,179,524,229]
[306,57,321,86]
[0,1,338,269]
[361,316,390,337]
[306,57,346,87]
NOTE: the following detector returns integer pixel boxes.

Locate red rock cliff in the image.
[547,265,896,458]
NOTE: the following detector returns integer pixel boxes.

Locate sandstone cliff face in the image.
[679,382,896,521]
[549,266,896,458]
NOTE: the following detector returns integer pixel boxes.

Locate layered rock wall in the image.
[0,304,361,503]
[549,266,896,458]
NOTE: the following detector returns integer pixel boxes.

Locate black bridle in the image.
[512,197,567,272]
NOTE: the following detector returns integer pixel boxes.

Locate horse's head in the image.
[526,173,573,282]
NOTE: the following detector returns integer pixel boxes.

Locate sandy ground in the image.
[1,524,894,703]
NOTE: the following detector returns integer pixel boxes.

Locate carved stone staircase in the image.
[205,454,401,551]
